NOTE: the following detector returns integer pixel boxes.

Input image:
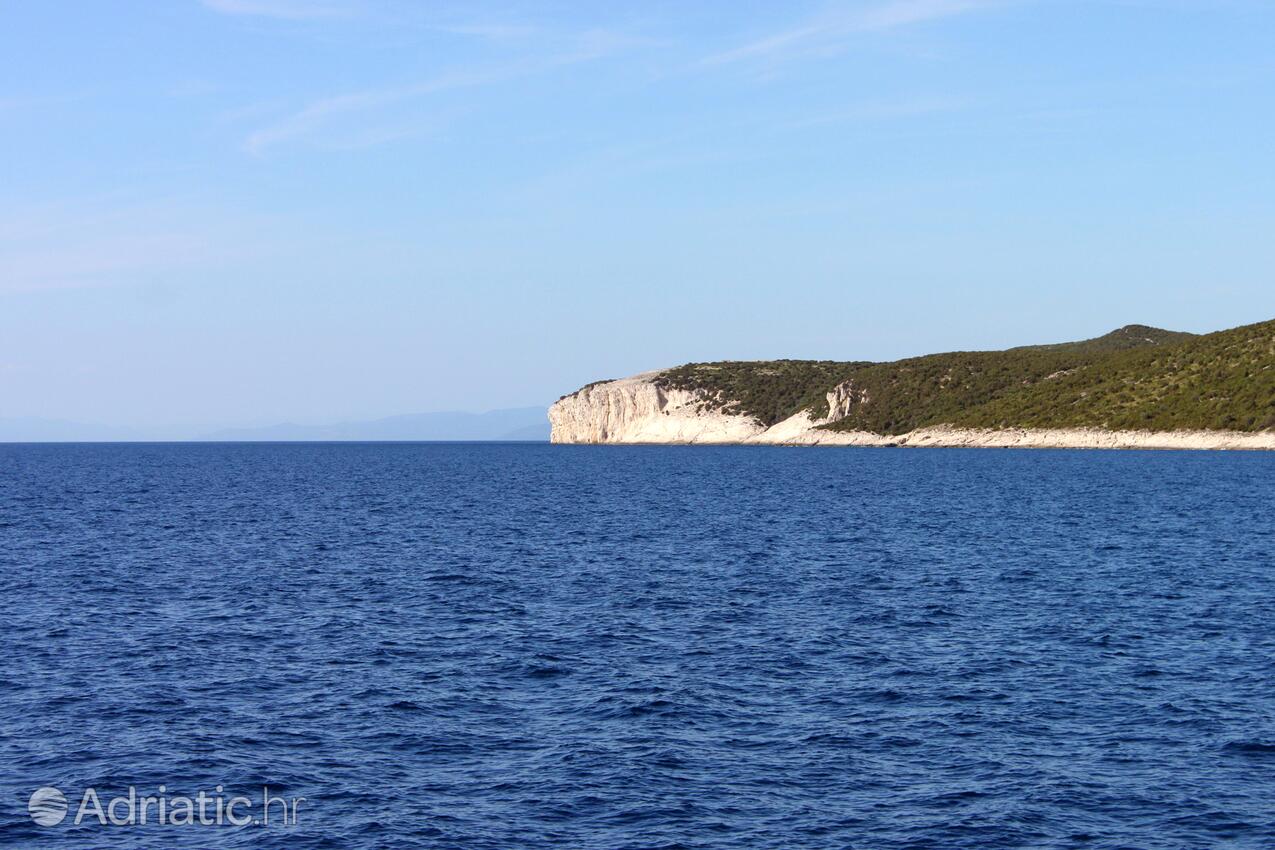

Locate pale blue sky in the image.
[2,0,1273,427]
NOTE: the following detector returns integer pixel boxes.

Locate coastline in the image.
[547,376,1275,450]
[552,425,1275,450]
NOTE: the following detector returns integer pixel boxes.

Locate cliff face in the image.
[548,372,767,444]
[825,380,869,421]
[548,371,1275,450]
[548,372,883,445]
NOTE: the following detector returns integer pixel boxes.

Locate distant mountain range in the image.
[0,407,549,443]
[201,408,549,441]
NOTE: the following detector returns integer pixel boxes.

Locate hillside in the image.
[635,319,1274,435]
[949,319,1275,432]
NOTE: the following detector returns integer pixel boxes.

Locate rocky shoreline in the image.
[548,372,1275,450]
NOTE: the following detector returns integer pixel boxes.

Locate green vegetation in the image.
[951,320,1275,432]
[1018,324,1195,354]
[651,320,1275,434]
[655,360,869,427]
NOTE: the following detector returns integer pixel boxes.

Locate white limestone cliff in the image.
[548,371,1275,450]
[548,371,764,444]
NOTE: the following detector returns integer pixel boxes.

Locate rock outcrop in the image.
[825,380,869,421]
[548,371,765,444]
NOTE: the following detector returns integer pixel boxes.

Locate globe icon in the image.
[28,787,68,827]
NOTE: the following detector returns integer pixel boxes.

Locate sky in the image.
[2,0,1273,428]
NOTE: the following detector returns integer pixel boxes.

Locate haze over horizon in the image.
[3,0,1273,431]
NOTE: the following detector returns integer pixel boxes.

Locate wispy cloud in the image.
[242,69,495,155]
[242,31,646,154]
[200,0,351,20]
[704,0,1003,66]
[434,22,542,41]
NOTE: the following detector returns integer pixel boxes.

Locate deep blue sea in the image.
[2,443,1274,849]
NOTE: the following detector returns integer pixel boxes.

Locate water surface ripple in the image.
[2,443,1274,848]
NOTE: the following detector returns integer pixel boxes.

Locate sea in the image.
[2,442,1274,849]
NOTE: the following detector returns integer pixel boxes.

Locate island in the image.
[549,319,1275,449]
